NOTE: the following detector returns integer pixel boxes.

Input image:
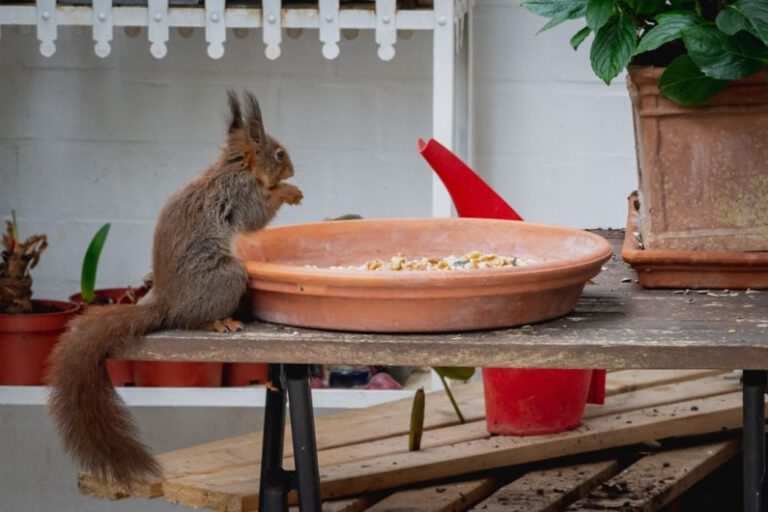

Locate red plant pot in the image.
[133,361,223,387]
[69,288,149,387]
[482,368,593,436]
[0,300,81,385]
[224,363,268,386]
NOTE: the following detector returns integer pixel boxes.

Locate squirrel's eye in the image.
[275,149,285,162]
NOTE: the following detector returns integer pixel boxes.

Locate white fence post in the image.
[36,0,56,57]
[431,0,455,217]
[263,0,282,60]
[375,0,396,61]
[319,0,340,60]
[205,0,226,59]
[148,0,169,58]
[92,0,113,58]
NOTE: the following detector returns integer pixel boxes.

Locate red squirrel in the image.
[47,91,302,487]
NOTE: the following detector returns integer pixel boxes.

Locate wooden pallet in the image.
[80,370,755,511]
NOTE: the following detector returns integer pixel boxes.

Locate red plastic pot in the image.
[482,368,593,435]
[69,288,149,387]
[133,361,223,387]
[0,300,81,385]
[224,363,268,386]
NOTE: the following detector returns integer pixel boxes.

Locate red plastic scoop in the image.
[417,137,606,406]
[417,138,523,220]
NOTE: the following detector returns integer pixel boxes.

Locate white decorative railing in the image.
[0,0,472,217]
[0,0,470,61]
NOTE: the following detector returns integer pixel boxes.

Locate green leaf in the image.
[523,0,587,19]
[408,387,425,451]
[635,11,700,55]
[434,366,476,381]
[682,24,763,79]
[717,6,751,36]
[659,54,729,104]
[590,12,638,84]
[537,16,569,34]
[586,0,615,32]
[81,223,111,303]
[624,0,664,14]
[571,26,593,49]
[717,0,768,45]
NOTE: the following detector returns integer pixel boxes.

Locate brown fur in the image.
[47,91,302,487]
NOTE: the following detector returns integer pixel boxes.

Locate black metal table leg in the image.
[259,364,289,512]
[286,364,322,512]
[743,369,767,512]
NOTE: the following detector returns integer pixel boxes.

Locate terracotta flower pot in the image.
[224,363,269,387]
[627,66,768,252]
[132,361,223,387]
[0,300,81,385]
[69,288,149,387]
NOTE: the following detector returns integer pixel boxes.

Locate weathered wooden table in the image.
[118,231,768,512]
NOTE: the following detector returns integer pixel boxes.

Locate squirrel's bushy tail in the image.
[47,303,166,486]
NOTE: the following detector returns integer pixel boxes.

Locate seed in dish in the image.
[306,252,537,271]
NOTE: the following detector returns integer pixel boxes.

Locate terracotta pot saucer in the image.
[237,218,613,333]
[622,192,768,289]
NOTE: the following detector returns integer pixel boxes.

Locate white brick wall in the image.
[0,1,636,302]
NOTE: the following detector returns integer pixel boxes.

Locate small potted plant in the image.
[523,0,768,260]
[70,223,222,387]
[0,213,80,385]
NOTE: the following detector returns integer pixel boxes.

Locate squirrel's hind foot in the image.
[205,318,245,333]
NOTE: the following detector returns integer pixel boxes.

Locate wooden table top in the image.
[118,230,768,369]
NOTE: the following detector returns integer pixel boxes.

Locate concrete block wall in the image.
[0,1,636,300]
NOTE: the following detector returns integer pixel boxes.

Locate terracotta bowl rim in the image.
[240,217,614,287]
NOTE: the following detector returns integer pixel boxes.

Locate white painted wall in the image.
[0,1,635,301]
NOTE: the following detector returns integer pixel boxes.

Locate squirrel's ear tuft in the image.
[227,90,243,134]
[244,91,265,145]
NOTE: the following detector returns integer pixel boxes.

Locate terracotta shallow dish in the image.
[237,218,613,333]
[622,192,768,289]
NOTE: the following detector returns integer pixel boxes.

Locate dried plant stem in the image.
[1,220,48,313]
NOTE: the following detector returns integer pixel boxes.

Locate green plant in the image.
[522,0,768,104]
[407,368,474,452]
[434,366,475,423]
[408,387,425,451]
[80,223,111,303]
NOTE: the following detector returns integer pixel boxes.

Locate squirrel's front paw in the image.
[279,184,303,206]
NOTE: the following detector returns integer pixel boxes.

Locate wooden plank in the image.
[318,496,381,512]
[604,370,730,396]
[567,438,740,511]
[160,372,739,508]
[591,372,739,416]
[80,381,486,499]
[470,459,620,512]
[166,392,756,510]
[315,393,752,502]
[117,237,768,370]
[81,370,737,502]
[163,421,493,511]
[365,478,497,512]
[162,373,740,510]
[154,369,729,488]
